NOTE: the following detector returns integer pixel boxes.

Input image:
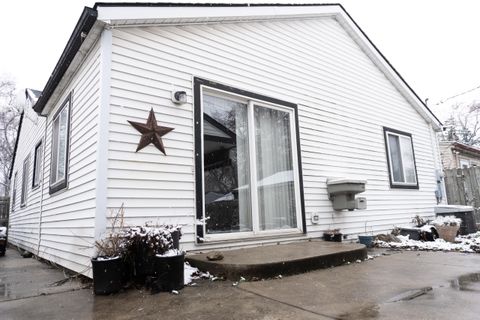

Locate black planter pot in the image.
[0,238,6,256]
[133,245,155,283]
[323,233,343,242]
[91,256,126,295]
[148,252,185,292]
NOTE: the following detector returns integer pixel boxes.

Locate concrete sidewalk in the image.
[1,247,480,319]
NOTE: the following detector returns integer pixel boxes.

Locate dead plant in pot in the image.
[91,205,128,295]
[125,224,184,292]
[432,215,461,243]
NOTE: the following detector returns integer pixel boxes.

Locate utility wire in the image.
[435,84,480,106]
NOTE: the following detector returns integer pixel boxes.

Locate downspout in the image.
[429,124,446,205]
[37,115,48,256]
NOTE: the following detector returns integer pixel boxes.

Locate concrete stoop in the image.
[186,240,367,280]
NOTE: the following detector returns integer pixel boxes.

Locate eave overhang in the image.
[32,3,442,131]
[33,7,98,115]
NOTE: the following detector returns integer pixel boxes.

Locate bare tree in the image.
[0,78,22,196]
[442,101,480,146]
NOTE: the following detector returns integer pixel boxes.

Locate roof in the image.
[31,2,442,130]
[33,7,97,114]
[444,141,480,157]
[25,88,42,105]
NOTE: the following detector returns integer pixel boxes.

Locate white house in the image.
[9,3,444,277]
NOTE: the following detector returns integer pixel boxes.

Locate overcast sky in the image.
[1,0,479,120]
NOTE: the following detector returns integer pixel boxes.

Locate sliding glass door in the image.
[200,85,302,239]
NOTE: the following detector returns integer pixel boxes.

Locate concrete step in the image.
[186,240,367,280]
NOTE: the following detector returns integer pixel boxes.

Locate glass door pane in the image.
[203,94,252,234]
[254,105,297,230]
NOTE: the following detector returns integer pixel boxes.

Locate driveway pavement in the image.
[1,247,480,319]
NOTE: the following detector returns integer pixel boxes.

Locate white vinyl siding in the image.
[8,111,46,253]
[108,16,440,250]
[9,41,102,276]
[38,42,101,276]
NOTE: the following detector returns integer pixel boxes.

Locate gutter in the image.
[33,7,97,114]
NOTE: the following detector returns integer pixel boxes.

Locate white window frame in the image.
[32,141,43,189]
[21,156,29,207]
[459,159,470,169]
[50,94,71,194]
[384,127,418,189]
[199,86,303,242]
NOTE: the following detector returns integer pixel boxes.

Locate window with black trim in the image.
[12,172,17,211]
[32,141,43,188]
[21,156,29,206]
[383,127,418,188]
[50,94,71,194]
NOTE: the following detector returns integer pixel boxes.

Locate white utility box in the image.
[327,178,367,211]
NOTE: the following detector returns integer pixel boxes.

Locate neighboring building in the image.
[9,3,443,277]
[439,141,480,169]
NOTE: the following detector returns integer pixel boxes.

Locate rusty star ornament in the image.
[128,108,174,155]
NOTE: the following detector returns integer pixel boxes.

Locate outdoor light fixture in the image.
[172,90,187,104]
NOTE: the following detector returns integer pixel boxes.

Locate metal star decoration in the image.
[128,108,174,155]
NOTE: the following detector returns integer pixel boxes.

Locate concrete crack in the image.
[236,286,340,319]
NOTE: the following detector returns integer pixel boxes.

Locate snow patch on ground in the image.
[376,232,480,253]
[156,249,184,257]
[184,262,211,285]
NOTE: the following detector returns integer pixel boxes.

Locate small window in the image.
[459,159,470,169]
[384,127,418,189]
[32,141,43,188]
[21,157,29,206]
[50,94,71,194]
[11,172,17,211]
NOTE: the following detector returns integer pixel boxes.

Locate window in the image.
[195,78,304,241]
[50,94,71,194]
[459,159,470,169]
[32,141,43,188]
[21,157,29,206]
[384,127,418,188]
[11,172,17,211]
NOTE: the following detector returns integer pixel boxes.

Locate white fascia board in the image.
[41,21,105,116]
[96,4,341,23]
[334,11,442,131]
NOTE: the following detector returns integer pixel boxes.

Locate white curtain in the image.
[254,106,296,230]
